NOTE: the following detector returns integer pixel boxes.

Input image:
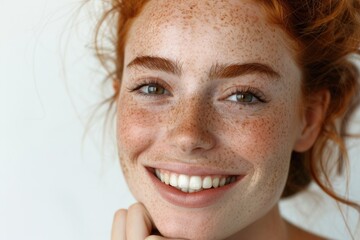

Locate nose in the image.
[166,98,216,155]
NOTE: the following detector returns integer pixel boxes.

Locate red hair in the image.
[255,1,360,209]
[94,0,360,211]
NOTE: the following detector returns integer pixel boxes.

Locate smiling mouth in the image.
[153,168,238,193]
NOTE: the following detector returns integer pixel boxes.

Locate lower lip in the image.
[146,168,242,208]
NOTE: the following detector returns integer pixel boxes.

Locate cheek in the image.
[222,104,297,158]
[221,101,301,192]
[232,85,301,163]
[116,94,157,189]
[241,112,294,162]
[116,93,160,154]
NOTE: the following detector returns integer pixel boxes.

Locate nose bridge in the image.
[167,95,216,154]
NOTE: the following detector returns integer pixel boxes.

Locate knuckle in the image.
[145,236,161,240]
[127,202,144,213]
[113,209,127,221]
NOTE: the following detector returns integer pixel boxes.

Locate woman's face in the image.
[117,0,304,239]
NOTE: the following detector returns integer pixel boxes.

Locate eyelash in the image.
[127,78,171,97]
[224,86,268,104]
[127,79,268,104]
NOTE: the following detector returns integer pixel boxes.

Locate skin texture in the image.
[114,0,329,239]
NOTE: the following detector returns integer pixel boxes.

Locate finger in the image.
[111,209,127,240]
[126,202,153,240]
[145,236,186,240]
[145,236,166,240]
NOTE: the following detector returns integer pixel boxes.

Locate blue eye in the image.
[226,92,258,103]
[139,84,168,95]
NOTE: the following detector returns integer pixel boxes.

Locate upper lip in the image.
[144,161,246,176]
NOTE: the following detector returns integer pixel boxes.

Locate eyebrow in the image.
[127,55,280,80]
[127,56,182,76]
[209,62,280,80]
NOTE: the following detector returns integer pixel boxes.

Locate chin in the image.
[142,199,250,240]
[153,213,223,240]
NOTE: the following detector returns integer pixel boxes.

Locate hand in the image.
[111,202,184,240]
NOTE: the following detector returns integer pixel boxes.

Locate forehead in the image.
[128,0,268,49]
[139,0,260,28]
[126,0,299,79]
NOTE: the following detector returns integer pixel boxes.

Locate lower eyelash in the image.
[126,79,163,92]
[126,78,173,99]
[229,86,268,103]
[127,81,268,104]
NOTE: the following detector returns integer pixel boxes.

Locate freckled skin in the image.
[116,0,306,239]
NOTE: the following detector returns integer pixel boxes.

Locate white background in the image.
[0,0,359,239]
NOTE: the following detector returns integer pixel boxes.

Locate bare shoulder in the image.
[286,220,328,240]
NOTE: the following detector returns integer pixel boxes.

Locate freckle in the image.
[121,161,129,176]
[213,26,220,31]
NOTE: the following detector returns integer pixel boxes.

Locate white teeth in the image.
[189,176,202,190]
[164,173,170,185]
[202,176,212,189]
[170,174,178,187]
[155,169,160,179]
[213,177,220,188]
[155,169,236,193]
[219,177,226,187]
[160,172,164,182]
[178,174,190,189]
